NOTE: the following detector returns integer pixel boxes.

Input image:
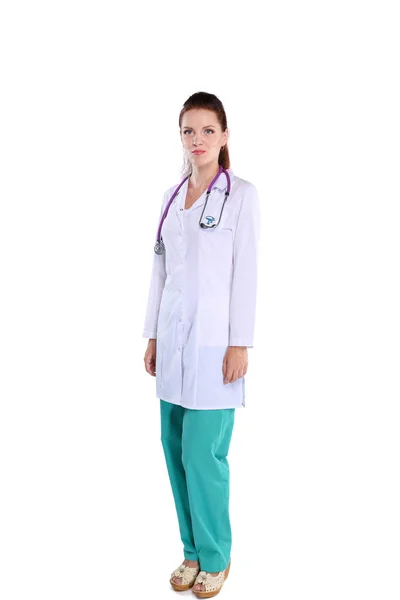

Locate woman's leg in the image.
[160,399,198,562]
[182,406,235,573]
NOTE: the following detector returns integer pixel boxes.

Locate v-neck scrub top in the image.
[142,168,261,410]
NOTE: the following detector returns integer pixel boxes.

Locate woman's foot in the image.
[192,562,231,597]
[192,571,219,592]
[171,559,199,586]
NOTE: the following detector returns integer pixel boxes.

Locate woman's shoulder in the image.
[229,173,260,226]
[164,181,180,195]
[230,171,258,196]
[159,181,182,210]
[229,173,259,217]
[161,180,184,206]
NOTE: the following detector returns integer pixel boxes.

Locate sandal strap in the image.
[194,570,226,592]
[171,563,200,585]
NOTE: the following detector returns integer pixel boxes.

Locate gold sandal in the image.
[192,560,231,598]
[170,562,201,591]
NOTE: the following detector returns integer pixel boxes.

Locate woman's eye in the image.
[183,129,214,135]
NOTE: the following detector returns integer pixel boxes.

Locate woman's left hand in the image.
[222,346,248,384]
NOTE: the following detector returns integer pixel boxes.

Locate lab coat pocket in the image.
[206,226,233,245]
[199,225,232,256]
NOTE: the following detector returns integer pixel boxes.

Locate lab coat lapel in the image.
[171,178,188,233]
[173,177,207,217]
[175,168,234,216]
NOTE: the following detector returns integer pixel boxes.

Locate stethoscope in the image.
[154,165,231,255]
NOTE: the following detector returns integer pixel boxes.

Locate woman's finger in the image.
[144,353,156,376]
[144,356,150,375]
[222,355,227,378]
[224,364,234,384]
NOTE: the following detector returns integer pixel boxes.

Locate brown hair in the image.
[178,91,230,178]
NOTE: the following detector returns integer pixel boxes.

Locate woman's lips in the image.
[192,150,205,155]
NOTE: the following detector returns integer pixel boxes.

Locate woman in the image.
[143,91,260,597]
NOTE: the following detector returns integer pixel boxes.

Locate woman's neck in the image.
[189,163,221,191]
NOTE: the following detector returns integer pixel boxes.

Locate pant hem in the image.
[198,557,231,572]
[184,552,199,561]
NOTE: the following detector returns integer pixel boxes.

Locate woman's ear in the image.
[223,128,229,146]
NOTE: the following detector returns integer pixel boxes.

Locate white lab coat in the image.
[142,168,260,409]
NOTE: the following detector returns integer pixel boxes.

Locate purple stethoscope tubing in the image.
[154,165,231,255]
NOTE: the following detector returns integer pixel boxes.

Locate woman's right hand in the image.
[144,339,157,376]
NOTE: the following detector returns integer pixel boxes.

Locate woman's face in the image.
[180,109,228,168]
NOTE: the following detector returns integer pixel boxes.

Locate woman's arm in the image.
[142,192,168,339]
[228,183,261,348]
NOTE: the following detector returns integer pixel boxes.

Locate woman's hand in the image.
[222,346,248,384]
[144,339,157,376]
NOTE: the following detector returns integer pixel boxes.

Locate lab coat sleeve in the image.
[142,191,168,339]
[229,183,261,348]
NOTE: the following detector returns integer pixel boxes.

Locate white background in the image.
[1,1,399,599]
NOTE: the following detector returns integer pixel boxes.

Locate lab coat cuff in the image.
[143,330,157,339]
[229,339,254,348]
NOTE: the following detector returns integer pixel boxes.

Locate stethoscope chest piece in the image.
[154,239,165,255]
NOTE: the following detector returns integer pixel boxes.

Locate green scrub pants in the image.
[160,399,235,572]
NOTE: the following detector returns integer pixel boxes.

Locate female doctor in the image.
[143,92,260,597]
